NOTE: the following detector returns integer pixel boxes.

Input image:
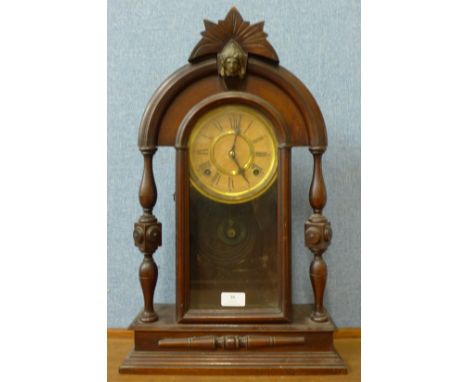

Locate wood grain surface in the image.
[108,330,360,381]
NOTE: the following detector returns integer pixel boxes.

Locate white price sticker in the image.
[221,292,245,307]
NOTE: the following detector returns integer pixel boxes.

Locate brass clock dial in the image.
[188,105,278,204]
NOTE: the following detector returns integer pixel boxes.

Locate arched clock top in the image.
[138,7,326,151]
[138,57,327,151]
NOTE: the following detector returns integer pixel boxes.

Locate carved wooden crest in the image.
[189,7,279,64]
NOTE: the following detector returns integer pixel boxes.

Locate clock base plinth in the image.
[120,304,347,375]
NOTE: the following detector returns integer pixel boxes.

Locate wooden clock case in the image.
[120,8,347,375]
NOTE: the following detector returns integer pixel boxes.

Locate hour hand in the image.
[228,150,250,185]
[234,158,250,185]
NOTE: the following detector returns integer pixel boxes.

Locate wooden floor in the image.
[108,330,360,381]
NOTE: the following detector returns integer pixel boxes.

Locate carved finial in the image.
[217,39,247,79]
[189,7,279,64]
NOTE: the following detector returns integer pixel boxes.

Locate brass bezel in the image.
[188,104,278,204]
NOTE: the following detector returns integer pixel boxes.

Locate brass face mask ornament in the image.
[217,39,247,79]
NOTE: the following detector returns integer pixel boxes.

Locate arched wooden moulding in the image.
[138,57,327,151]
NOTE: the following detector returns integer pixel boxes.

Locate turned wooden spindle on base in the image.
[305,148,332,322]
[133,148,162,323]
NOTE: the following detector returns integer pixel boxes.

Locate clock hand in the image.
[228,145,250,185]
[229,132,238,153]
[229,118,242,152]
[233,156,250,185]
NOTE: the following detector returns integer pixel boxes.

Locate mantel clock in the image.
[120,8,347,375]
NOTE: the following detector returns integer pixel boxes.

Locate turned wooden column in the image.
[133,148,162,323]
[305,148,332,322]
